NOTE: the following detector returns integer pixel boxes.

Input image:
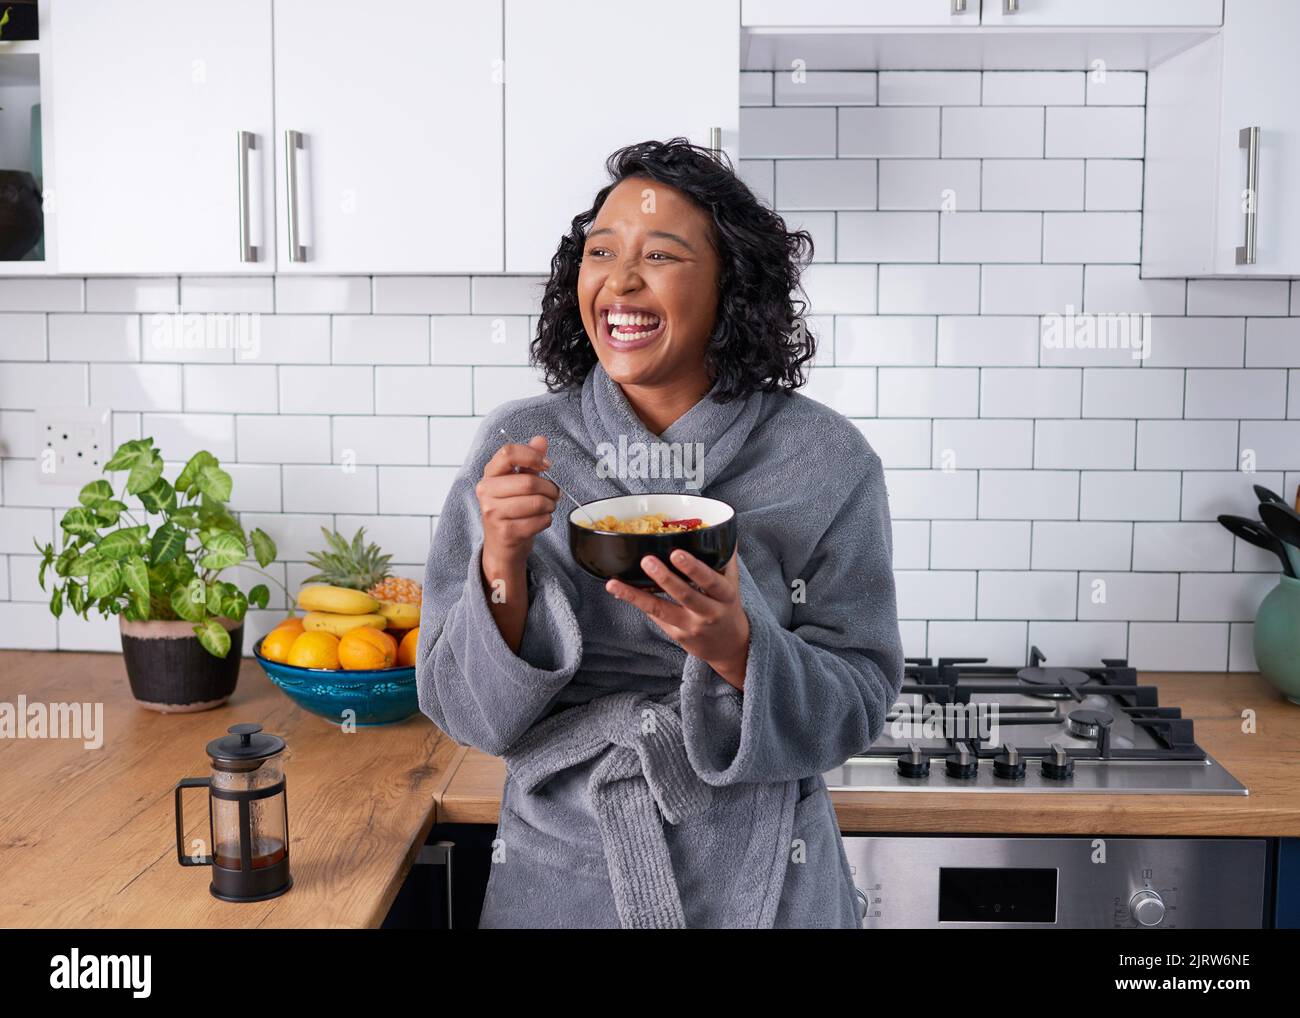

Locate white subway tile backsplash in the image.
[1084,160,1143,210]
[222,462,283,512]
[838,213,937,262]
[978,470,1079,520]
[855,419,931,468]
[1128,622,1228,670]
[1027,621,1128,662]
[1239,421,1300,470]
[878,368,978,417]
[979,571,1077,620]
[982,265,1081,315]
[237,315,330,364]
[932,419,1033,469]
[927,620,1027,663]
[775,71,877,106]
[839,108,940,158]
[1143,318,1244,368]
[942,107,1044,158]
[741,107,837,158]
[982,368,1081,417]
[1032,521,1132,570]
[930,520,1030,570]
[1180,470,1284,522]
[1082,369,1184,418]
[371,276,470,315]
[894,570,976,620]
[1077,573,1178,621]
[878,71,978,106]
[335,514,432,564]
[375,366,472,416]
[282,465,376,514]
[333,416,428,466]
[879,265,977,314]
[889,520,930,569]
[275,276,370,314]
[181,277,274,313]
[937,316,1039,366]
[184,364,278,414]
[883,469,978,519]
[1086,71,1146,107]
[1245,318,1300,366]
[775,160,877,210]
[1083,265,1184,315]
[332,315,429,365]
[878,160,979,211]
[48,314,140,362]
[235,415,332,464]
[432,315,531,366]
[1131,522,1233,572]
[801,367,876,416]
[472,366,550,413]
[142,413,236,462]
[835,317,936,366]
[86,277,179,313]
[981,160,1083,211]
[470,276,546,315]
[803,264,878,314]
[1136,420,1238,469]
[280,366,374,415]
[89,364,180,412]
[740,71,773,107]
[1034,419,1135,468]
[1178,572,1274,623]
[1080,471,1181,520]
[1042,212,1141,263]
[982,72,1084,106]
[940,213,1041,263]
[379,466,457,516]
[1185,369,1287,418]
[0,278,82,312]
[1187,279,1290,317]
[0,314,46,360]
[1045,108,1144,158]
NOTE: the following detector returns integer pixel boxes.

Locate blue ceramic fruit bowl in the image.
[252,638,419,726]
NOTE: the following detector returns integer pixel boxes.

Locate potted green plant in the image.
[34,438,283,713]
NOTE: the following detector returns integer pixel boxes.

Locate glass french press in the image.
[174,723,293,902]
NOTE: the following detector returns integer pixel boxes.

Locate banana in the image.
[377,600,420,629]
[302,610,388,637]
[297,584,380,615]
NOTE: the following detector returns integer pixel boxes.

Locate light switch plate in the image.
[34,406,113,487]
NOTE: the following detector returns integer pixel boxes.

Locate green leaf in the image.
[250,528,276,568]
[248,584,270,610]
[169,507,201,530]
[138,477,177,513]
[94,500,127,526]
[35,541,54,590]
[122,554,149,600]
[195,619,231,659]
[170,581,207,623]
[149,522,186,565]
[104,438,153,472]
[77,479,114,507]
[59,506,101,539]
[49,586,63,619]
[96,526,148,560]
[223,588,248,622]
[199,531,246,571]
[195,464,233,503]
[67,581,87,616]
[125,449,165,495]
[175,450,219,495]
[86,558,123,600]
[65,549,99,578]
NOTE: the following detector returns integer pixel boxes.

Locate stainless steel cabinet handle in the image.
[236,130,258,263]
[708,126,722,159]
[1004,0,1020,13]
[1236,126,1259,266]
[284,129,307,263]
[952,0,967,13]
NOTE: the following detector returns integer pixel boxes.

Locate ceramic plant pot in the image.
[1252,575,1300,705]
[119,617,244,713]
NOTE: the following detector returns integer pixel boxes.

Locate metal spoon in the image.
[497,428,596,526]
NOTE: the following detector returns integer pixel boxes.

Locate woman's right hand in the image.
[475,435,560,575]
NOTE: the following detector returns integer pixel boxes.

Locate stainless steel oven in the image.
[841,836,1269,929]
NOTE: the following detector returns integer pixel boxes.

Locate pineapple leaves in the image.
[303,526,393,590]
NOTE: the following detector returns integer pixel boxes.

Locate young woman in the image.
[416,138,904,928]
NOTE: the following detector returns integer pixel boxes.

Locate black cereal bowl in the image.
[568,493,737,592]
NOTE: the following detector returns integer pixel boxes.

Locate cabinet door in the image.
[742,0,978,27]
[982,0,1222,26]
[273,0,503,273]
[1212,0,1300,274]
[504,0,739,274]
[50,0,273,274]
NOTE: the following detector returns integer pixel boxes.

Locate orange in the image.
[260,625,299,664]
[397,627,419,668]
[274,616,305,636]
[287,631,341,670]
[338,626,398,671]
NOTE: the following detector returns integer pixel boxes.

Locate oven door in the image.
[842,836,1268,929]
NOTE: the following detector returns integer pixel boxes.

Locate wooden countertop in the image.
[436,672,1300,836]
[0,650,460,929]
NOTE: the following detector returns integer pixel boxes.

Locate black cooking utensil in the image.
[1253,483,1285,506]
[1217,513,1296,578]
[1259,502,1300,578]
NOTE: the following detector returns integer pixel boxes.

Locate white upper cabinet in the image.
[981,0,1222,27]
[49,0,274,275]
[272,0,503,273]
[743,0,978,27]
[1143,0,1300,276]
[504,0,739,274]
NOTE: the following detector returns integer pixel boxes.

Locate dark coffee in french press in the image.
[174,722,293,902]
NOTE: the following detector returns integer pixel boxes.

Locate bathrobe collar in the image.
[580,360,765,496]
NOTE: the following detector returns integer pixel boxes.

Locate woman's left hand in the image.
[605,544,750,690]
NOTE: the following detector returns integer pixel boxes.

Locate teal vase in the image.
[1253,575,1300,705]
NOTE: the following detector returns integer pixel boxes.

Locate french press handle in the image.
[174,777,213,867]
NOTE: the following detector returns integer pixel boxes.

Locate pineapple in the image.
[304,527,422,604]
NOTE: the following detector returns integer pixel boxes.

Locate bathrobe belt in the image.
[503,688,715,929]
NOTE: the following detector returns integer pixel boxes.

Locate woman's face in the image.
[577,176,721,391]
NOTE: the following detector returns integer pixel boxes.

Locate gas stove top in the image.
[824,647,1247,795]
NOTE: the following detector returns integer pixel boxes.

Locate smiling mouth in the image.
[600,309,665,350]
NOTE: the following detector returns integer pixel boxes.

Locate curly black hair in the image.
[531,137,817,403]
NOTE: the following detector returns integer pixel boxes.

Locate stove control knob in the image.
[993,744,1026,780]
[1041,742,1074,780]
[945,746,978,779]
[897,743,930,778]
[1129,889,1166,927]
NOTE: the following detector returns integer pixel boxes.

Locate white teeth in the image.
[606,311,661,327]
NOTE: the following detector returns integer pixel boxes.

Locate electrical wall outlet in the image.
[34,407,113,487]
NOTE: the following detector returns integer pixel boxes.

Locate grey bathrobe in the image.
[415,362,904,929]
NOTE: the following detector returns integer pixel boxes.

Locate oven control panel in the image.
[841,836,1267,929]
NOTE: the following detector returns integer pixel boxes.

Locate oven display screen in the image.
[938,868,1058,923]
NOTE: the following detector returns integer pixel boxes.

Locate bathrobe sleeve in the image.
[680,450,905,785]
[414,416,584,757]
